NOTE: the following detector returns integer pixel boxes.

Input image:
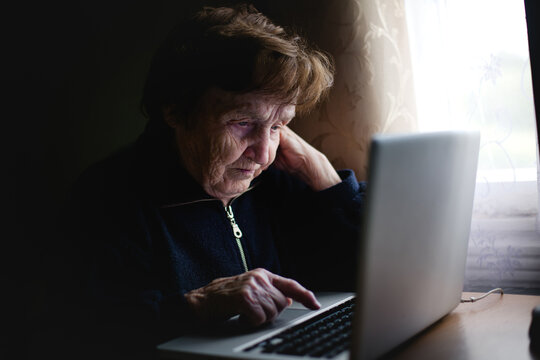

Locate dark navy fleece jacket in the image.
[56,126,366,358]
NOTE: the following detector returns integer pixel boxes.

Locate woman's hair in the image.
[141,4,334,127]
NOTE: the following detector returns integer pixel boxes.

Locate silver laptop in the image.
[157,130,480,360]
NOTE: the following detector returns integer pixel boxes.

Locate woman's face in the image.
[169,88,295,204]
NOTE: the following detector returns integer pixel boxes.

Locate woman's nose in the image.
[244,130,271,165]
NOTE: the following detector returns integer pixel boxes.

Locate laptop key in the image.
[246,298,355,358]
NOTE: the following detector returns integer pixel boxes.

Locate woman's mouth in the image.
[231,167,257,179]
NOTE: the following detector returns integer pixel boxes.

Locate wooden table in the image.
[387,292,540,360]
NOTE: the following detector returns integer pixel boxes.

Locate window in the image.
[405,0,540,294]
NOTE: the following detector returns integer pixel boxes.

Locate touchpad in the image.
[269,308,312,328]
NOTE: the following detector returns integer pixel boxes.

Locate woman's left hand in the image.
[273,126,341,191]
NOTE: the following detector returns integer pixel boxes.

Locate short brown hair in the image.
[141,4,334,126]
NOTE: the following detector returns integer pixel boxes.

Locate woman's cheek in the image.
[265,138,280,167]
[212,131,245,163]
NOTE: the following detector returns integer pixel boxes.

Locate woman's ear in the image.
[163,104,179,128]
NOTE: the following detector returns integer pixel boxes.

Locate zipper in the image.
[224,205,249,273]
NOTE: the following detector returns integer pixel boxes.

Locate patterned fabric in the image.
[288,0,418,181]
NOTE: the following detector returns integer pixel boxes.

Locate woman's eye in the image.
[230,120,251,128]
[271,124,281,131]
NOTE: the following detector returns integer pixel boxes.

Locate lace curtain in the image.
[289,0,417,181]
[289,0,540,294]
[404,0,539,294]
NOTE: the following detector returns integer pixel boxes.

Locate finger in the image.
[253,269,318,310]
[249,269,290,317]
[280,126,309,148]
[239,302,267,327]
[279,124,292,142]
[271,275,321,310]
[253,289,280,322]
[254,274,291,313]
[236,284,272,326]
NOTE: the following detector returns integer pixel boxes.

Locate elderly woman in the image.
[59,4,366,359]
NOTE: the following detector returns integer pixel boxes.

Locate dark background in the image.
[6,0,539,358]
[7,1,331,357]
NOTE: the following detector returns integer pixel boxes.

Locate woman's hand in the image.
[273,126,341,191]
[184,268,320,326]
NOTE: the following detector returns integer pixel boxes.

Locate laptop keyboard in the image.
[244,298,355,358]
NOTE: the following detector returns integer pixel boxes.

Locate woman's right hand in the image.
[184,268,320,326]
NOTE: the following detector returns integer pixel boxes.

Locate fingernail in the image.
[287,298,293,306]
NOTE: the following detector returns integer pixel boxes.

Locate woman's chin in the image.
[207,180,252,203]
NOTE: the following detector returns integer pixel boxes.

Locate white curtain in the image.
[404,0,540,294]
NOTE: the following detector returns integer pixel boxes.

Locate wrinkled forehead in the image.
[200,87,296,122]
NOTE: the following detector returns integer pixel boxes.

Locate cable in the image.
[460,288,504,303]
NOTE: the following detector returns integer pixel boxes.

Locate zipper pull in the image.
[225,206,243,237]
[231,222,243,238]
